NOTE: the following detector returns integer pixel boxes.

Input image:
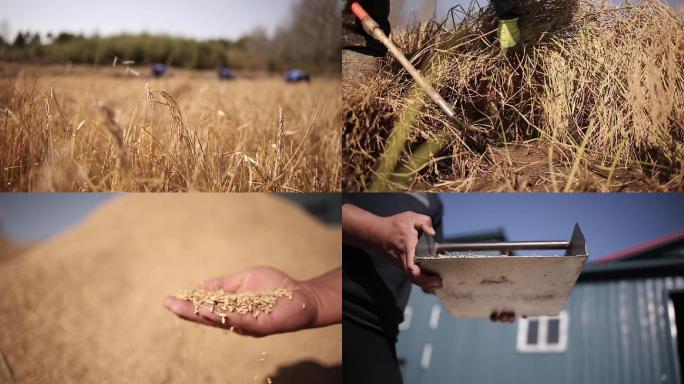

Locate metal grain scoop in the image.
[416,223,587,258]
[415,224,588,318]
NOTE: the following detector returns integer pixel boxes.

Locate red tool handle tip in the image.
[351,2,369,21]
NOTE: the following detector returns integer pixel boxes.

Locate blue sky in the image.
[0,0,300,41]
[0,193,340,242]
[0,193,119,242]
[440,193,684,261]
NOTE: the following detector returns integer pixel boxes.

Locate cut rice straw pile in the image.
[343,0,684,191]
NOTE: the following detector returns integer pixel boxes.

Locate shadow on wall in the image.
[269,360,342,384]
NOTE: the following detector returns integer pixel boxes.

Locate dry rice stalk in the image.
[98,102,124,150]
[0,348,15,384]
[272,106,285,182]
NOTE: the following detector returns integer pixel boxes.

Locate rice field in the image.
[0,64,341,192]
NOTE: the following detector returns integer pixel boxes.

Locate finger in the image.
[405,234,420,278]
[194,301,269,336]
[199,277,224,290]
[200,274,243,292]
[196,302,241,327]
[421,286,436,294]
[413,216,435,237]
[163,296,218,328]
[412,273,442,289]
[490,311,499,322]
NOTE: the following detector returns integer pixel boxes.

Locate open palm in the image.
[164,267,320,337]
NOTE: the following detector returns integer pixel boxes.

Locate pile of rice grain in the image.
[177,288,294,322]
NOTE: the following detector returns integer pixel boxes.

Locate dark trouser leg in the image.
[343,318,403,384]
[491,0,521,19]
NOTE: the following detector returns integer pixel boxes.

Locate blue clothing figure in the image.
[218,67,235,80]
[151,63,166,78]
[285,69,311,83]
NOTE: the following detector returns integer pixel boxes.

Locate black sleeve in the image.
[342,0,391,56]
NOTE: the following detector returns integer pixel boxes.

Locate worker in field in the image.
[342,0,522,97]
[341,193,514,384]
[151,63,166,78]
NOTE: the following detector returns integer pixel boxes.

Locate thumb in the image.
[413,217,436,237]
[200,274,244,293]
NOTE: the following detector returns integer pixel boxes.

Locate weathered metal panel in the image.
[417,255,587,318]
[397,276,684,384]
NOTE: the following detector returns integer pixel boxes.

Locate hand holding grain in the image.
[163,267,322,337]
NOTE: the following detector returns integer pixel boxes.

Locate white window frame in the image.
[420,343,433,370]
[399,306,413,331]
[429,304,441,330]
[516,310,568,353]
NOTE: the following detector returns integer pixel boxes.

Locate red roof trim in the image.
[595,229,684,264]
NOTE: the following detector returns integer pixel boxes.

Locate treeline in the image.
[0,0,341,73]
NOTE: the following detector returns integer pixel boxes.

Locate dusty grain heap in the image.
[0,195,341,383]
[343,0,684,191]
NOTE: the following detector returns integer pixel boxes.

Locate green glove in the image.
[497,18,520,49]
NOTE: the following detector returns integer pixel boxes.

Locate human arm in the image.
[342,203,442,291]
[163,266,341,337]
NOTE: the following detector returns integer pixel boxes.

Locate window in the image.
[420,343,433,369]
[516,311,568,353]
[399,306,413,330]
[429,304,441,330]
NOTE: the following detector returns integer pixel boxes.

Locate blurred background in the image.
[0,193,340,245]
[440,193,684,260]
[0,0,340,74]
[398,193,684,384]
[388,0,684,27]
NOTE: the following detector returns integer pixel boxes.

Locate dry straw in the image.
[343,0,684,191]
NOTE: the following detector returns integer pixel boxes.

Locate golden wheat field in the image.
[0,64,341,192]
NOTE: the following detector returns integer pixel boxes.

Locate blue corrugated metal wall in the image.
[397,276,684,384]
